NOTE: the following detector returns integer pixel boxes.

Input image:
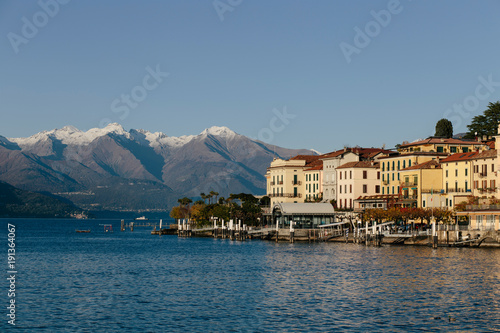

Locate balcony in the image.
[269,182,276,186]
[278,180,284,185]
[401,181,418,187]
[269,193,302,198]
[478,172,487,178]
[292,180,302,185]
[382,181,388,185]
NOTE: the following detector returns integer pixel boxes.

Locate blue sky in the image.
[1,0,500,153]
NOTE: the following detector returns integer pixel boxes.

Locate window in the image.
[446,182,449,192]
[363,170,367,179]
[492,164,495,172]
[408,160,412,167]
[392,173,395,181]
[465,181,468,192]
[491,180,496,189]
[450,147,457,153]
[382,163,385,172]
[403,160,406,169]
[465,169,468,176]
[397,161,400,170]
[350,171,352,179]
[382,174,385,181]
[382,187,385,194]
[455,169,458,177]
[340,185,342,194]
[392,161,395,170]
[375,185,380,193]
[423,200,426,207]
[445,170,448,177]
[392,186,394,194]
[462,147,469,152]
[350,199,352,208]
[377,171,380,180]
[340,172,342,180]
[455,181,458,192]
[437,146,444,153]
[345,171,347,179]
[345,185,347,193]
[350,184,352,193]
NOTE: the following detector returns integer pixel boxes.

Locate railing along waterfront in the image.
[466,204,500,210]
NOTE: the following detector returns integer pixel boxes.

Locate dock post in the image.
[432,217,438,249]
[275,219,279,242]
[365,221,369,246]
[130,222,134,232]
[290,221,294,243]
[121,219,125,232]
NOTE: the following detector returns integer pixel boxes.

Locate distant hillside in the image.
[0,182,85,218]
[0,124,315,212]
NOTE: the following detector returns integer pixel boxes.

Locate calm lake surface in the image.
[1,219,499,332]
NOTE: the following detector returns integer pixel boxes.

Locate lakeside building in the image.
[398,137,485,153]
[438,152,475,209]
[377,152,448,197]
[266,202,335,229]
[398,160,443,208]
[304,161,323,202]
[336,161,380,209]
[320,148,389,204]
[266,155,321,207]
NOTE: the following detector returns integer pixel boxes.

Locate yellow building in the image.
[439,152,475,209]
[399,137,485,153]
[398,160,443,208]
[266,155,320,207]
[378,152,447,197]
[304,161,323,202]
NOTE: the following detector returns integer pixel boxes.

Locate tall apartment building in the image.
[336,161,380,209]
[265,155,320,207]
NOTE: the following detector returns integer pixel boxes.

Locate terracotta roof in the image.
[475,149,496,160]
[320,148,391,160]
[304,160,323,171]
[400,137,478,148]
[439,152,479,163]
[289,154,320,162]
[400,159,441,171]
[337,161,379,169]
[486,141,495,149]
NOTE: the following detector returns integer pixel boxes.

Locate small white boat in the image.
[135,216,148,221]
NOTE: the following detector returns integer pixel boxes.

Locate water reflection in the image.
[1,219,499,332]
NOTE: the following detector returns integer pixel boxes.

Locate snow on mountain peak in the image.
[201,126,237,138]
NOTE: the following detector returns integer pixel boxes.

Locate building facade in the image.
[336,161,380,210]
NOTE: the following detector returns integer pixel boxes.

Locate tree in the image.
[465,101,500,139]
[435,118,453,138]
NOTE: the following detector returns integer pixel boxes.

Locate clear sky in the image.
[1,0,500,153]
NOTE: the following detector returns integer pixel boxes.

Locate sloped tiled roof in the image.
[337,160,379,169]
[400,159,441,171]
[439,152,478,163]
[400,137,477,148]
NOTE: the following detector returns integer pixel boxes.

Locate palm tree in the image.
[200,192,207,204]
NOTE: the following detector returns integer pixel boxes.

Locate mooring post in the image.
[290,221,294,243]
[365,221,369,246]
[275,218,279,242]
[432,217,438,249]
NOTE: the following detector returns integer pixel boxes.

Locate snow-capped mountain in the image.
[0,124,315,212]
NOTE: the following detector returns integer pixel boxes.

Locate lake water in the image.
[1,219,499,332]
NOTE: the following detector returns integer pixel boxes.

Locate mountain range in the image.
[0,124,314,213]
